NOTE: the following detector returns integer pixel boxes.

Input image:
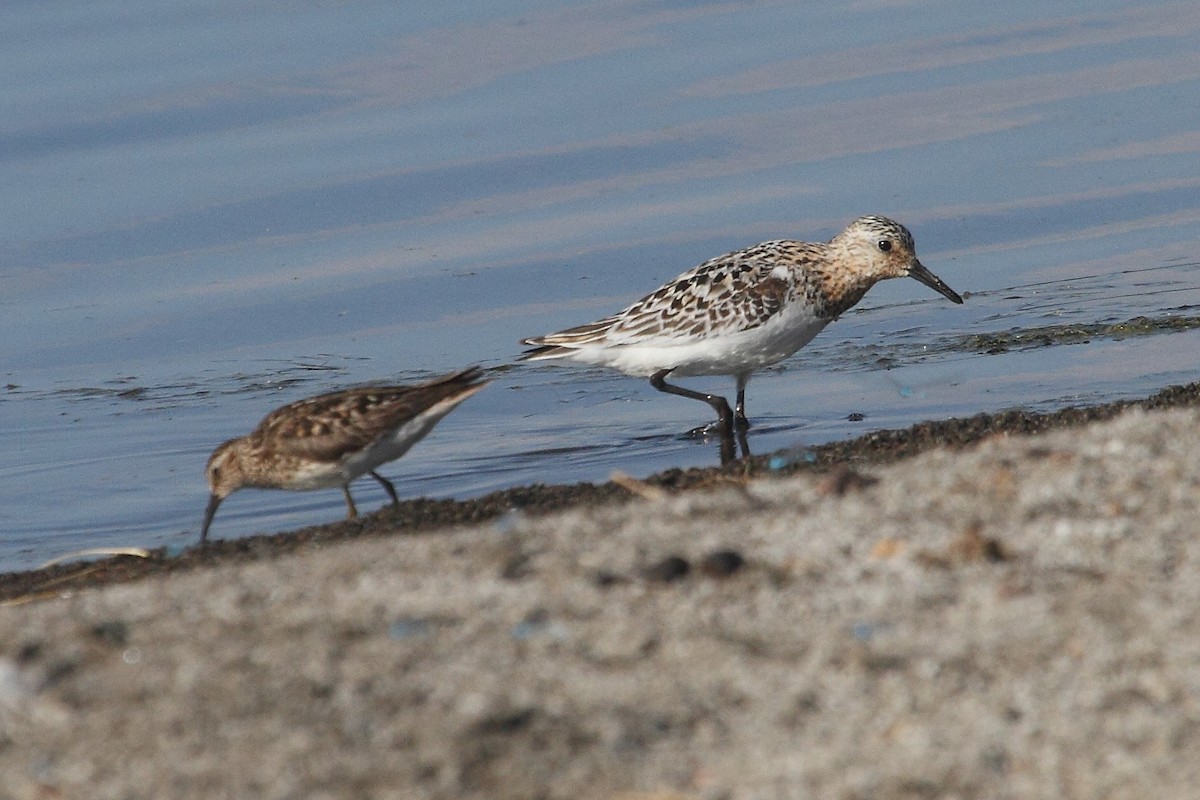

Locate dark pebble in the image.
[699,549,745,578]
[642,555,690,583]
[90,620,129,646]
[499,553,533,581]
[592,570,627,588]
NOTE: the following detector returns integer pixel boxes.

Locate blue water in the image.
[4,0,1200,571]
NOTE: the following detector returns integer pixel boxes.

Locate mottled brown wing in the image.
[523,241,812,349]
[255,367,485,462]
[598,242,803,343]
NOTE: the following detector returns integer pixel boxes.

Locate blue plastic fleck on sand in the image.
[510,618,568,641]
[769,449,816,471]
[388,618,432,641]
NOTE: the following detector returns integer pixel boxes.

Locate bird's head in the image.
[831,215,962,304]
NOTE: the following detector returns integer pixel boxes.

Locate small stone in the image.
[388,617,432,641]
[509,608,568,641]
[869,538,905,560]
[499,553,533,581]
[90,620,129,647]
[948,526,1007,563]
[15,642,41,664]
[642,555,690,583]
[699,549,745,578]
[592,570,627,588]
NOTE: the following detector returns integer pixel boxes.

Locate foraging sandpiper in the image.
[200,366,488,543]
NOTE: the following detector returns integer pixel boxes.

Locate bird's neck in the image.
[810,262,876,319]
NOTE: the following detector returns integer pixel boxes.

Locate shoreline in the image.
[4,380,1199,603]
[4,386,1200,796]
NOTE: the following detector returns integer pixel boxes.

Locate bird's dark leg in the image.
[734,373,751,429]
[370,470,400,507]
[649,369,734,434]
[718,430,736,465]
[736,424,751,460]
[716,415,753,466]
[342,486,359,519]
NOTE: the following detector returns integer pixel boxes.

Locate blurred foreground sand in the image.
[2,406,1199,799]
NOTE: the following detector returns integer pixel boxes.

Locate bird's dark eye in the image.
[877,240,892,252]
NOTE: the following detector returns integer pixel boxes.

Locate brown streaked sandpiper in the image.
[521,216,962,436]
[200,366,488,544]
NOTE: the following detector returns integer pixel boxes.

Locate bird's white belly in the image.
[283,460,352,491]
[280,436,422,492]
[566,306,830,378]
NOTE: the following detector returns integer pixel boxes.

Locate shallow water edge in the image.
[3,378,1197,603]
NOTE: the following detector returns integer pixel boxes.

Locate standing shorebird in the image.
[521,216,963,434]
[200,366,488,544]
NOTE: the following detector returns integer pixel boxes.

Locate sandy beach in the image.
[2,386,1200,799]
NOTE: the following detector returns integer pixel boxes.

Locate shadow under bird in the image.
[521,215,963,434]
[200,366,489,544]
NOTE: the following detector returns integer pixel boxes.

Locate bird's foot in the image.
[683,421,725,439]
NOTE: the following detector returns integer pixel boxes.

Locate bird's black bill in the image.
[200,493,223,545]
[909,260,963,304]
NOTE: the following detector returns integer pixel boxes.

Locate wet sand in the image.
[2,383,1200,798]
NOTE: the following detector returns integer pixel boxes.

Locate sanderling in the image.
[199,366,488,544]
[521,215,962,434]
